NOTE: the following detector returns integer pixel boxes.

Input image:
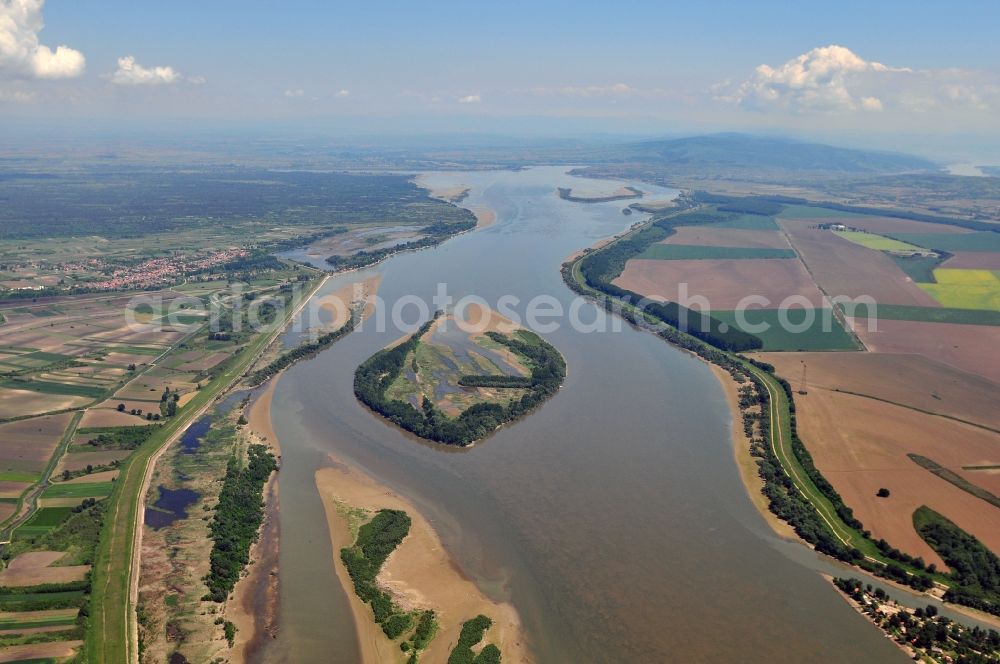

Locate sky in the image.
[1,0,999,159]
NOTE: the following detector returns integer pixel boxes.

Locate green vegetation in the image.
[557,186,642,203]
[356,321,565,446]
[0,581,89,612]
[843,302,1000,326]
[339,510,414,639]
[890,253,941,283]
[908,455,1000,510]
[832,230,925,252]
[710,214,778,230]
[711,309,859,351]
[10,501,105,566]
[204,444,278,602]
[0,471,40,483]
[326,215,476,271]
[834,577,1000,661]
[447,615,501,664]
[888,232,1000,252]
[914,506,1000,617]
[15,507,75,538]
[0,379,106,399]
[637,244,795,260]
[0,614,77,631]
[75,426,158,451]
[248,309,356,385]
[41,483,114,499]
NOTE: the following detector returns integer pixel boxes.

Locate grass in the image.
[0,590,85,612]
[0,471,40,483]
[710,308,859,351]
[84,274,325,664]
[919,269,1000,310]
[0,379,106,399]
[833,230,925,252]
[0,615,77,631]
[14,507,75,537]
[637,244,796,260]
[41,482,114,499]
[890,254,941,283]
[888,231,1000,252]
[843,302,1000,326]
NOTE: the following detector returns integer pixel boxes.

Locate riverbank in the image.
[315,459,532,664]
[228,377,283,662]
[709,365,798,541]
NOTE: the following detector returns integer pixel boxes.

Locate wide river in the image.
[260,167,906,662]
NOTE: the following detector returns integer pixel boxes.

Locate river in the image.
[260,167,906,662]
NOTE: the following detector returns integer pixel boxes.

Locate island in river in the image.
[353,307,566,446]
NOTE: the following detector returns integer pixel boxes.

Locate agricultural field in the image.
[942,252,1000,270]
[762,386,1000,567]
[779,218,941,306]
[613,258,826,310]
[711,308,858,351]
[850,318,1000,383]
[832,230,926,253]
[637,244,796,260]
[663,226,791,249]
[887,231,1000,253]
[846,303,1000,326]
[0,414,74,477]
[918,269,1000,310]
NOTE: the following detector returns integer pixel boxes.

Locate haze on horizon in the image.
[1,0,999,161]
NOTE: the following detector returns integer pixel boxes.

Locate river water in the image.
[261,167,906,662]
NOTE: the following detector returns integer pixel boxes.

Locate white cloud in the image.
[725,45,904,113]
[110,56,180,86]
[336,89,350,97]
[529,83,636,97]
[0,0,85,79]
[284,88,304,98]
[0,88,34,102]
[457,94,481,104]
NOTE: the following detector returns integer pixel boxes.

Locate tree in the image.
[117,403,126,412]
[876,487,891,498]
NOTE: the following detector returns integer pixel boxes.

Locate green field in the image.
[890,254,941,283]
[637,244,796,260]
[0,379,106,398]
[918,269,1000,310]
[833,230,925,252]
[711,308,859,351]
[41,482,114,499]
[888,231,1000,252]
[0,614,77,631]
[14,507,75,537]
[778,204,868,219]
[0,471,40,483]
[711,214,778,230]
[0,590,85,612]
[844,303,1000,326]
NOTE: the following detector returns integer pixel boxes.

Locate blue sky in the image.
[2,1,999,157]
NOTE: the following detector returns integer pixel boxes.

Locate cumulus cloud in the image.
[110,56,180,86]
[0,0,85,78]
[336,89,350,97]
[283,88,304,97]
[723,45,903,113]
[457,94,480,104]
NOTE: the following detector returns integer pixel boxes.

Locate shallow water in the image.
[145,486,199,530]
[262,167,907,663]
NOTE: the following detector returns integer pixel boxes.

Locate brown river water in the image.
[258,167,906,663]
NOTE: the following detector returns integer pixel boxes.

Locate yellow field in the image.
[919,269,1000,311]
[833,230,925,253]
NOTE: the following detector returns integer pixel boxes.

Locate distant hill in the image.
[620,133,937,174]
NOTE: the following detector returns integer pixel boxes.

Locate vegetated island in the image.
[316,461,526,663]
[354,310,565,445]
[557,185,642,203]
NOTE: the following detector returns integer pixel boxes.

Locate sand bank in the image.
[709,365,797,540]
[228,375,282,661]
[471,206,496,228]
[316,459,531,663]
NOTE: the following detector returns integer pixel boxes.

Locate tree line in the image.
[204,444,278,602]
[248,310,357,386]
